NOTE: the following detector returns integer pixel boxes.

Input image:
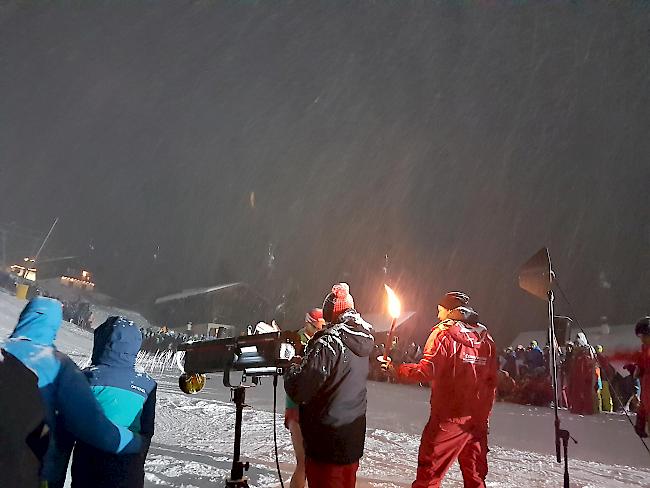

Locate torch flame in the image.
[384,284,402,319]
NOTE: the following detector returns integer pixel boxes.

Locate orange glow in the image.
[384,284,401,319]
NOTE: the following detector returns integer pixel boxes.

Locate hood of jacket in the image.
[447,306,480,324]
[91,316,142,368]
[10,297,63,345]
[575,332,589,348]
[443,307,490,348]
[328,309,375,358]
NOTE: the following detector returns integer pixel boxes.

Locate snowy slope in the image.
[0,289,94,363]
[147,379,650,488]
[1,291,648,487]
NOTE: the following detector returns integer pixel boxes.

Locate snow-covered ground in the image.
[1,290,649,487]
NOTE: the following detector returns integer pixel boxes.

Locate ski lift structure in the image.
[153,282,270,335]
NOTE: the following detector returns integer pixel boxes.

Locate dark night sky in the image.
[1,1,648,343]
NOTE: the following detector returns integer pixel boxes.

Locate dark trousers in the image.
[71,442,145,488]
[413,417,488,488]
[305,457,359,488]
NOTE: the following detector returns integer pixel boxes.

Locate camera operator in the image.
[284,283,374,488]
[284,308,326,488]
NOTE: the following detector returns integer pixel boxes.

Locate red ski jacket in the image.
[640,344,650,410]
[611,344,650,412]
[397,307,498,423]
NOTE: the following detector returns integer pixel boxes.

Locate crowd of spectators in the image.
[495,337,641,414]
[139,327,204,353]
[497,342,554,407]
[62,300,93,329]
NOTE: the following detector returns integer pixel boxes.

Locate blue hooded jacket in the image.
[84,316,156,435]
[525,345,545,370]
[2,297,142,484]
[70,316,156,488]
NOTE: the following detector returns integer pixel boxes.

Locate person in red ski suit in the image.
[611,317,650,437]
[387,291,498,488]
[566,332,598,415]
[633,317,650,437]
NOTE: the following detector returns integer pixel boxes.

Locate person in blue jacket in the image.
[2,297,142,488]
[525,340,545,371]
[70,316,156,488]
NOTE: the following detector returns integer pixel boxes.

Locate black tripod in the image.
[226,385,250,488]
[222,364,257,488]
[222,366,283,488]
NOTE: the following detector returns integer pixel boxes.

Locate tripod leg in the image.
[558,429,573,488]
[226,387,250,487]
[563,437,569,488]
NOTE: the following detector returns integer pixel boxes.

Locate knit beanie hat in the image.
[438,291,469,311]
[322,283,355,323]
[305,308,324,324]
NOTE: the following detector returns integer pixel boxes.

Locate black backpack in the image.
[0,349,49,488]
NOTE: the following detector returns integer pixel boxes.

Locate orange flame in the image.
[384,284,402,319]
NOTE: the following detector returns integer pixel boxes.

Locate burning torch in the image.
[380,284,402,364]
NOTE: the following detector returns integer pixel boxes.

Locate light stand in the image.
[222,363,271,488]
[519,248,576,488]
[218,364,254,488]
[227,385,250,487]
[547,290,576,487]
[177,332,295,488]
[221,364,284,488]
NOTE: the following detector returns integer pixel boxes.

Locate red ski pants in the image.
[304,457,359,488]
[412,417,488,488]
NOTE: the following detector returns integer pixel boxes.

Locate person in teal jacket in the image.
[2,297,142,488]
[70,316,156,488]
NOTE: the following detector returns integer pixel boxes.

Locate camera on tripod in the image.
[177,330,299,391]
[176,330,301,487]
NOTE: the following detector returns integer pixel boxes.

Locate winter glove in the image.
[377,356,395,374]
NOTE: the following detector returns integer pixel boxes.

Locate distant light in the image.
[60,275,95,288]
[11,264,37,281]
